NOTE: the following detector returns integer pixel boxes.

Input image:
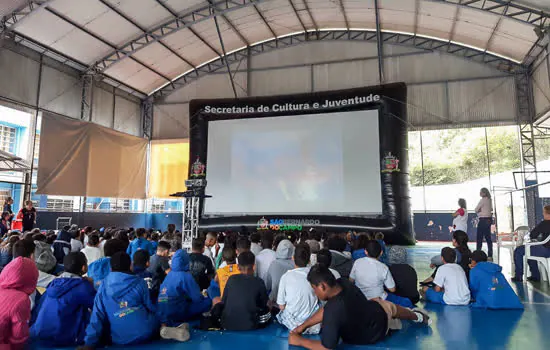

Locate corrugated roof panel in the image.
[452,7,498,50]
[124,68,167,94]
[488,33,532,62]
[103,0,173,30]
[0,0,27,18]
[104,57,145,81]
[162,0,205,14]
[532,58,550,117]
[191,18,244,56]
[132,42,192,79]
[14,8,74,46]
[307,0,348,28]
[257,0,302,36]
[345,0,376,28]
[162,27,218,66]
[417,1,454,40]
[48,0,109,24]
[407,83,447,127]
[288,0,315,29]
[496,17,538,44]
[224,6,273,44]
[50,28,113,64]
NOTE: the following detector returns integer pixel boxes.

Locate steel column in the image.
[141,97,154,139]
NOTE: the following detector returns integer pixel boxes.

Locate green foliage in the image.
[409,127,523,186]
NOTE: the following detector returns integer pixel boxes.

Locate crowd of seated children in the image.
[421,247,471,306]
[81,234,103,265]
[276,243,321,334]
[423,230,472,284]
[512,204,550,282]
[31,252,96,347]
[157,249,212,327]
[189,238,215,290]
[87,238,127,289]
[213,251,271,331]
[351,240,414,308]
[83,252,189,348]
[289,265,431,350]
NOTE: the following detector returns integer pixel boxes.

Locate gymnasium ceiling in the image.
[1,0,549,98]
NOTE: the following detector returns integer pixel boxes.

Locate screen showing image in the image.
[204,109,383,215]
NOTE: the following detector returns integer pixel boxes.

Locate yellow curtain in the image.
[148,139,189,198]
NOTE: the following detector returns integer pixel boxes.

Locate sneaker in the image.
[413,309,432,326]
[527,276,541,282]
[160,324,190,342]
[511,276,523,283]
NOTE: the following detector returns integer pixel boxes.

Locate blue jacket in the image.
[31,275,96,346]
[88,257,111,290]
[470,262,523,310]
[157,249,210,325]
[126,237,155,259]
[134,266,153,280]
[85,272,159,346]
[352,249,367,261]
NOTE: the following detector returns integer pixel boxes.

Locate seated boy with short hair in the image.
[83,252,189,348]
[215,251,271,331]
[469,250,523,309]
[189,238,215,290]
[147,240,172,301]
[277,244,321,334]
[421,247,470,306]
[289,265,431,350]
[211,246,240,298]
[31,252,96,346]
[157,249,212,326]
[350,240,413,307]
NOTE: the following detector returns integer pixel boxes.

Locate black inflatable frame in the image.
[188,83,413,244]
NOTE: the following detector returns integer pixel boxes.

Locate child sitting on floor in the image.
[87,238,127,290]
[31,252,96,346]
[387,246,420,305]
[132,250,153,281]
[189,238,215,291]
[421,247,470,306]
[214,246,241,298]
[147,240,172,301]
[0,256,38,349]
[80,234,103,266]
[214,251,271,331]
[469,250,523,309]
[288,265,431,350]
[350,240,413,307]
[83,252,189,348]
[276,244,321,334]
[157,249,212,326]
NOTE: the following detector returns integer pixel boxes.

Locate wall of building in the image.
[152,40,518,139]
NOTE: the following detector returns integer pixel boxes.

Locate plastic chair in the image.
[524,234,550,282]
[497,226,527,270]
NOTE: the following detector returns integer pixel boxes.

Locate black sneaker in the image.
[511,276,523,282]
[527,276,540,282]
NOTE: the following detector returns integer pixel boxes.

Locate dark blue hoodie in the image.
[469,262,523,310]
[84,271,159,346]
[52,230,72,264]
[31,274,96,346]
[157,249,211,326]
[87,257,111,290]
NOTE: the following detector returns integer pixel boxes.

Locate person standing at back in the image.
[452,198,468,233]
[3,197,14,226]
[19,201,37,233]
[475,188,493,260]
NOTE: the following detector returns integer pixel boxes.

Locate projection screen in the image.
[204,110,382,216]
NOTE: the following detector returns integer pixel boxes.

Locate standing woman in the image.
[20,200,37,232]
[475,188,493,259]
[3,197,14,226]
[452,198,468,233]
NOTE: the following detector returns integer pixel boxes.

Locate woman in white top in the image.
[452,198,468,233]
[475,188,493,259]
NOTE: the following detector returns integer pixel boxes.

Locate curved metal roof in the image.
[1,0,549,96]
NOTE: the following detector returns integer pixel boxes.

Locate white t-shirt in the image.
[81,246,104,265]
[256,248,277,283]
[350,257,395,300]
[433,263,471,306]
[277,267,320,327]
[251,242,262,256]
[452,208,468,232]
[203,245,215,265]
[71,239,83,253]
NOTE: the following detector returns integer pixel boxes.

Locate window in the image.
[46,197,74,211]
[0,189,11,203]
[0,125,16,154]
[148,199,182,213]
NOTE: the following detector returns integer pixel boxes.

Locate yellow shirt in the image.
[217,264,240,296]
